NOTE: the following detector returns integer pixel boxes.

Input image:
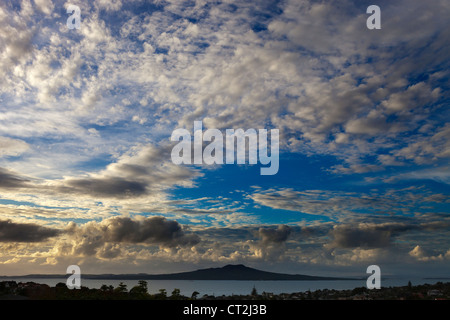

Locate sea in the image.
[2,277,449,296]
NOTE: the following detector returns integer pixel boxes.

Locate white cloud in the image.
[409,245,446,262]
[0,136,29,156]
[393,124,450,165]
[95,0,122,12]
[34,0,54,15]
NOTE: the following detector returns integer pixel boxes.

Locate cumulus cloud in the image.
[100,216,200,246]
[0,219,60,242]
[258,225,291,244]
[61,216,200,259]
[250,225,292,261]
[409,245,447,262]
[328,224,392,249]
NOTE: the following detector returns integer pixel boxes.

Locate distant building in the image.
[427,290,442,297]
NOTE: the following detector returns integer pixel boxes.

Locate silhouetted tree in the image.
[155,288,167,299]
[191,291,200,300]
[114,282,128,294]
[138,280,148,292]
[171,288,182,300]
[100,284,114,292]
[130,280,149,298]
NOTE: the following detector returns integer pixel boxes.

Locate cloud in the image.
[328,221,450,249]
[383,166,450,185]
[100,216,200,246]
[258,225,291,244]
[0,219,60,242]
[53,144,201,199]
[0,2,35,82]
[328,224,392,249]
[249,188,386,218]
[409,245,447,262]
[1,0,448,180]
[249,187,450,219]
[0,136,29,156]
[62,216,200,259]
[0,167,31,188]
[0,143,205,220]
[249,225,293,261]
[392,124,450,165]
[381,82,441,114]
[62,177,148,198]
[34,0,54,15]
[95,0,122,12]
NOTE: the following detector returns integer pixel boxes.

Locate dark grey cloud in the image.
[0,219,60,242]
[67,216,201,258]
[250,225,293,261]
[329,224,392,249]
[329,221,450,249]
[0,168,30,189]
[63,177,148,198]
[52,144,200,199]
[102,216,200,247]
[258,225,292,244]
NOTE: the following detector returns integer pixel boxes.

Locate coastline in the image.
[1,279,449,300]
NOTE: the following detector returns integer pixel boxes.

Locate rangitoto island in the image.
[1,264,355,281]
[74,264,356,281]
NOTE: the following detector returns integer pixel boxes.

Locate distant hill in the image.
[119,264,351,281]
[2,264,355,281]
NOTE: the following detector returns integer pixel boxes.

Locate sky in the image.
[0,0,449,278]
